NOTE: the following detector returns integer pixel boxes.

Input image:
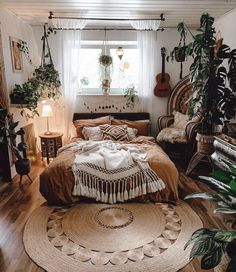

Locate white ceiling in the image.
[0,0,236,28]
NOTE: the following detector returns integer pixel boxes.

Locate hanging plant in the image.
[99,55,113,67]
[167,22,193,79]
[33,63,61,99]
[34,23,61,100]
[10,24,61,118]
[99,29,113,95]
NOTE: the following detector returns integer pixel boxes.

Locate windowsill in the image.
[77,93,124,96]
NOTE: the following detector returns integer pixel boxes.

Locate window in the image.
[78,41,139,94]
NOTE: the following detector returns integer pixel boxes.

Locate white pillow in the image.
[127,127,138,140]
[171,111,189,129]
[82,126,103,141]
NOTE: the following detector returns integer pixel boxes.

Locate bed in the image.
[39,112,179,205]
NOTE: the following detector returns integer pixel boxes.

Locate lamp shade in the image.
[41,104,53,117]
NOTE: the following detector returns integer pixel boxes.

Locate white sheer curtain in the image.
[51,19,88,30]
[131,20,160,31]
[138,31,159,134]
[52,30,81,142]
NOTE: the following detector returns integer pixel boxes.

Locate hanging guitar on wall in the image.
[154,47,172,97]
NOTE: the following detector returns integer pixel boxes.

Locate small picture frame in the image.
[9,36,23,73]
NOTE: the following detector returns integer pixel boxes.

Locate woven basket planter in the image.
[196,133,215,155]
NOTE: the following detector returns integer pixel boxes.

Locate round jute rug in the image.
[23,201,202,272]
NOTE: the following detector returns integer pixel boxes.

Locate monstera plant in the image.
[184,13,236,135]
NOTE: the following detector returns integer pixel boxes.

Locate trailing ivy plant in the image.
[184,163,236,271]
[10,24,61,118]
[10,78,40,118]
[33,63,61,100]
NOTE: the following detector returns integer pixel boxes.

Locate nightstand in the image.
[39,132,63,164]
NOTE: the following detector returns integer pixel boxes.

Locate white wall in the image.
[215,8,236,48]
[0,5,40,177]
[32,26,192,136]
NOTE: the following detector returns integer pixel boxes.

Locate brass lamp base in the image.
[44,131,52,135]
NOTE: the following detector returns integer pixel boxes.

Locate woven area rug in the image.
[23,201,202,272]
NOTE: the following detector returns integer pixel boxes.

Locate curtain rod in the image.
[48,11,165,21]
[53,27,165,31]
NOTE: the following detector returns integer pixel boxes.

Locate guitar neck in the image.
[161,54,165,79]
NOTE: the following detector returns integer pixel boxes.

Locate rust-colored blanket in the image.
[40,137,179,205]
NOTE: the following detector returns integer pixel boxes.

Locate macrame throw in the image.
[71,141,165,204]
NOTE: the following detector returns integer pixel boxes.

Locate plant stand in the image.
[15,159,32,190]
[19,174,33,190]
[186,133,215,175]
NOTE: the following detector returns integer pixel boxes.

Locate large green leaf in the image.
[190,237,218,259]
[214,230,236,242]
[184,228,214,250]
[199,176,234,195]
[184,192,219,202]
[214,208,236,214]
[210,170,232,184]
[201,245,224,270]
[229,179,236,192]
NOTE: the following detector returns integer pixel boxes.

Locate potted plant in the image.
[184,163,236,271]
[33,63,61,99]
[123,84,139,110]
[10,24,61,118]
[0,107,31,187]
[10,77,40,118]
[167,22,193,79]
[178,13,236,154]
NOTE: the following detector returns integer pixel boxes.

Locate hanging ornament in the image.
[123,61,130,70]
[116,46,124,60]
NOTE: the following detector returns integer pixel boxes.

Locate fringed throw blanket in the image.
[70,140,165,203]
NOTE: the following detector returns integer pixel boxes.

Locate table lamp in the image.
[41,104,53,135]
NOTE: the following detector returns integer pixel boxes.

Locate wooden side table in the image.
[39,132,63,164]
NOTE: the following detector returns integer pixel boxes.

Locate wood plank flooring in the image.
[0,162,234,272]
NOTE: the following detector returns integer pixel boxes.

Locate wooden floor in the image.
[0,162,234,272]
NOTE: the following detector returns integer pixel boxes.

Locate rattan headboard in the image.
[73,112,150,121]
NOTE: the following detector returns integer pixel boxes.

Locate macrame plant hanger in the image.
[100,28,113,95]
[41,24,53,66]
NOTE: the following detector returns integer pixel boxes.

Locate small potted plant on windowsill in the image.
[0,107,31,188]
[123,85,139,110]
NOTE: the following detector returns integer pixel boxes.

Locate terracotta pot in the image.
[15,159,30,175]
[196,133,215,155]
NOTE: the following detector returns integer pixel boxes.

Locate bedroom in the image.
[0,0,236,271]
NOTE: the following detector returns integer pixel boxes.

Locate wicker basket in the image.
[196,133,214,155]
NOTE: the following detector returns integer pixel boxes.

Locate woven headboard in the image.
[73,112,150,121]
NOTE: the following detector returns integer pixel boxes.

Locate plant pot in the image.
[15,159,30,176]
[196,133,215,155]
[174,46,186,62]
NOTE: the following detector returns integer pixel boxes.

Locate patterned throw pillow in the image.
[100,125,129,141]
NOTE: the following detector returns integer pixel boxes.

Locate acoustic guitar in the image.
[154,47,172,97]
